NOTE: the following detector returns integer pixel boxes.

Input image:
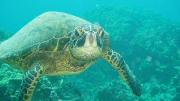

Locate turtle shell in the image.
[0,12,91,74]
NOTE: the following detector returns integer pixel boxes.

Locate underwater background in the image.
[0,0,180,101]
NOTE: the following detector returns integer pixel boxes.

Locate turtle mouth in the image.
[70,46,102,61]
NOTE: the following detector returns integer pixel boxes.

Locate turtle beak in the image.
[84,32,97,47]
[88,33,94,44]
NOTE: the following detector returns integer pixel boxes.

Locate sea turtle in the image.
[0,12,141,101]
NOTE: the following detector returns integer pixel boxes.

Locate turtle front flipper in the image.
[102,49,142,96]
[19,63,43,101]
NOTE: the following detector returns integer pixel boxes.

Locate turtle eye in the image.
[98,28,104,37]
[75,28,84,37]
[96,35,103,48]
[75,29,80,36]
[79,29,84,35]
[77,36,86,47]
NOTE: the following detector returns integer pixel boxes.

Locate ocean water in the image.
[0,0,180,101]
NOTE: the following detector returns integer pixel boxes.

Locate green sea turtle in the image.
[0,12,141,101]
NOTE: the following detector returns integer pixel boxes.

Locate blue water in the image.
[0,0,180,31]
[0,0,180,101]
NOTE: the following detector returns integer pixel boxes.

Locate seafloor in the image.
[0,6,179,101]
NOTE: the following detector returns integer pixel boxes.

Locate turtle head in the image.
[69,24,105,61]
